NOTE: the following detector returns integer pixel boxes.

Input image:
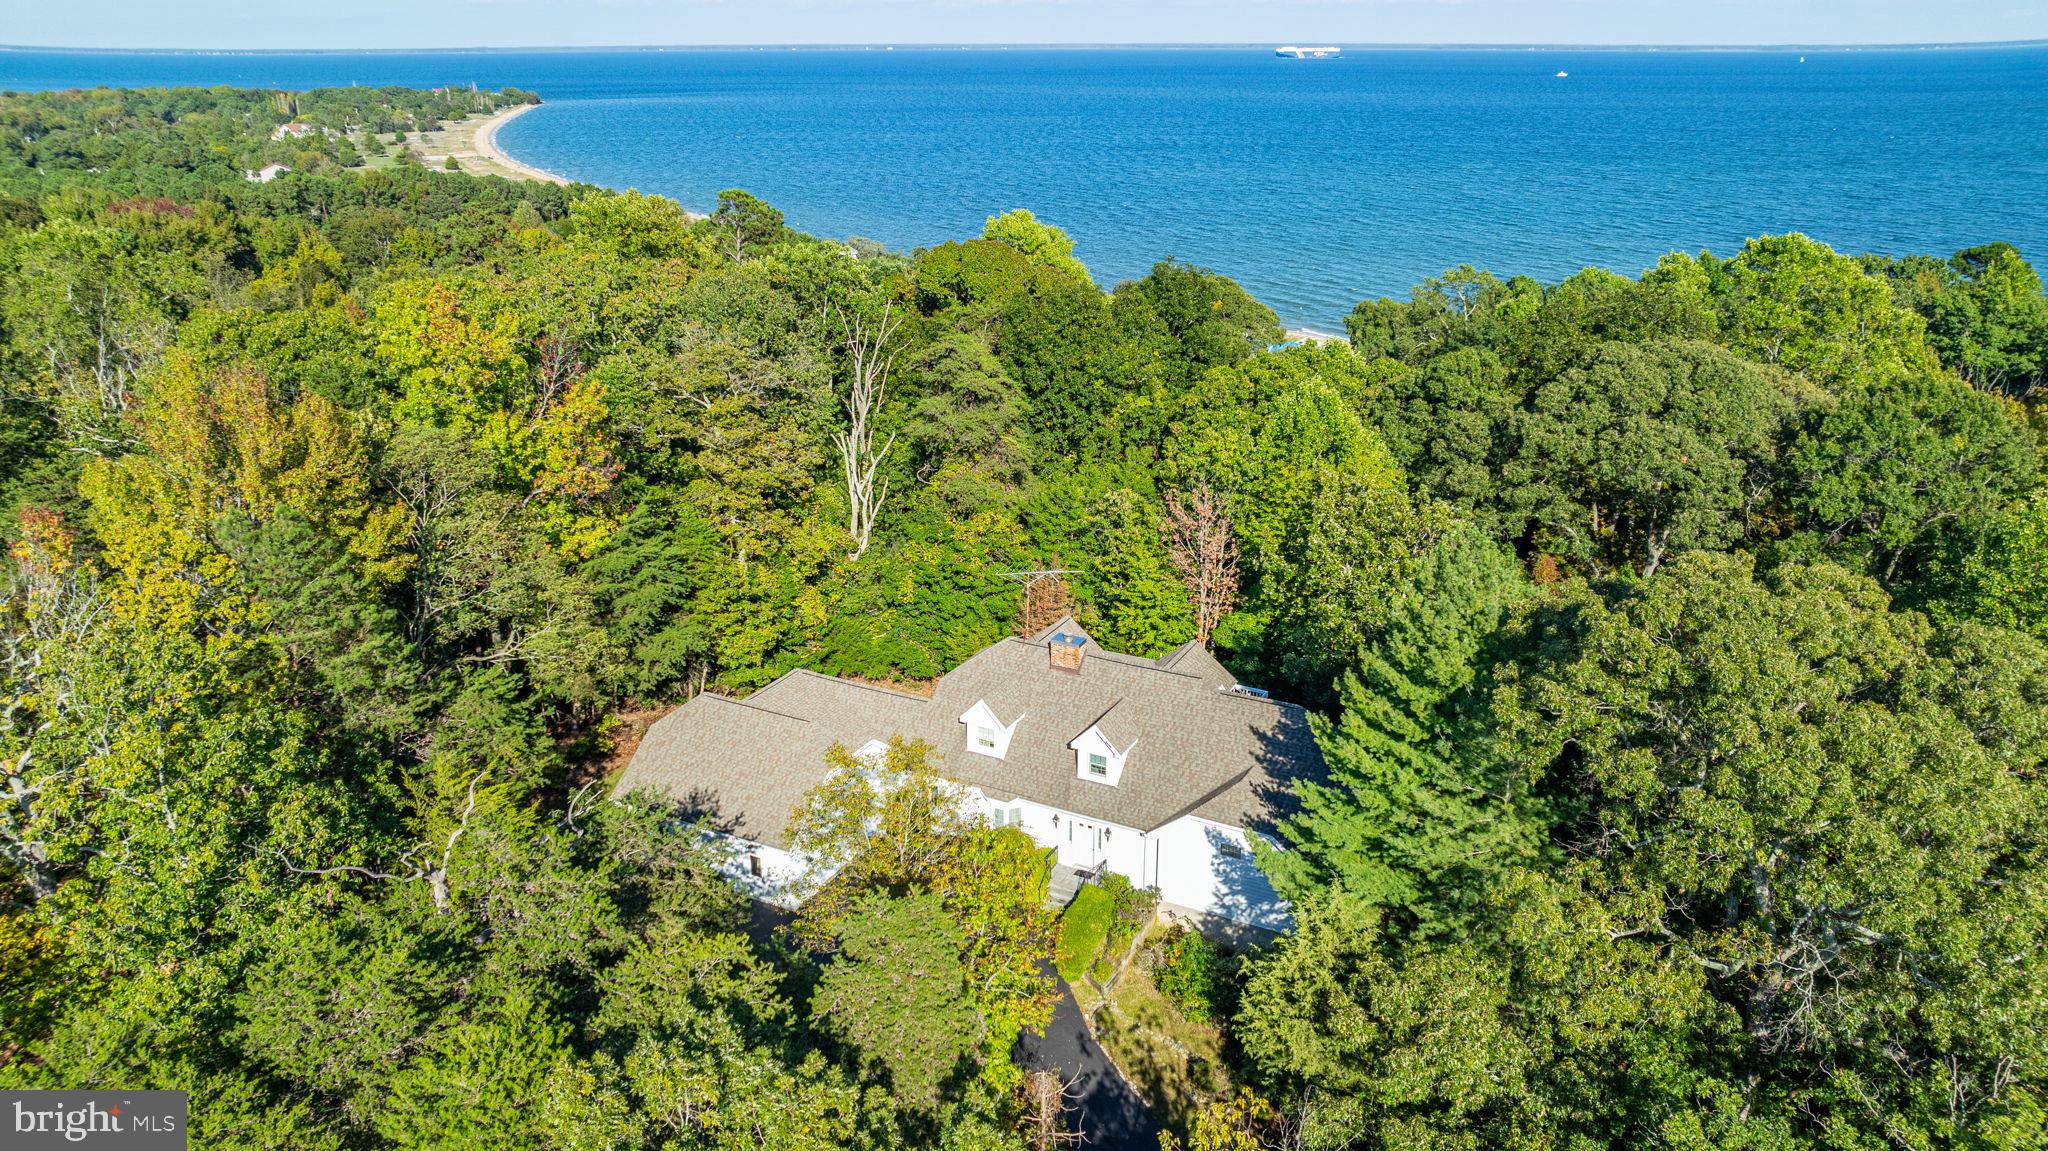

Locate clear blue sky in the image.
[5,0,2043,50]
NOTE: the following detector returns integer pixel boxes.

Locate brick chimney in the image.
[1048,632,1085,673]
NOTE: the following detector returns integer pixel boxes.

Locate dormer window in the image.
[959,700,1022,760]
[1069,714,1133,787]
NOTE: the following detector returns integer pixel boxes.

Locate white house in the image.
[246,163,292,183]
[617,619,1323,933]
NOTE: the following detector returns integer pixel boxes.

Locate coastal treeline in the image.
[1,84,2045,1151]
[0,83,537,193]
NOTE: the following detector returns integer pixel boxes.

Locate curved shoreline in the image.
[473,102,571,185]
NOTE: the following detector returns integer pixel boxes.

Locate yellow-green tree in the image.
[982,208,1091,286]
[788,738,1058,1092]
[373,280,620,557]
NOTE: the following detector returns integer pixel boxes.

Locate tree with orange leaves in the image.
[1162,483,1240,645]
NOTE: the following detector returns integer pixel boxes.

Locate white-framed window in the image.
[1071,726,1130,786]
[960,700,1021,759]
[1010,807,1023,825]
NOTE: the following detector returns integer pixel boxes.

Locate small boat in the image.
[1275,45,1341,59]
[1555,70,1570,78]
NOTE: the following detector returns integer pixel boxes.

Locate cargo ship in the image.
[1274,45,1341,59]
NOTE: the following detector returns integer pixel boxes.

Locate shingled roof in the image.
[614,618,1324,848]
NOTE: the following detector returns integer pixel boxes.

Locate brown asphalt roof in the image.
[1156,640,1238,689]
[614,620,1324,848]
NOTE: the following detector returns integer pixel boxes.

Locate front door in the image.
[1061,817,1105,870]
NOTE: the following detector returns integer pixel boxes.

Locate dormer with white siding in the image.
[1070,699,1136,787]
[959,699,1022,760]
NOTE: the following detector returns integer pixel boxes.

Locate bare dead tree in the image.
[832,302,902,562]
[21,280,172,457]
[1162,484,1240,644]
[1020,1070,1084,1151]
[1,509,108,900]
[532,328,581,418]
[558,781,603,839]
[1002,570,1078,637]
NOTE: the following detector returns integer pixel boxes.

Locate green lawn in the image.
[1055,883,1114,983]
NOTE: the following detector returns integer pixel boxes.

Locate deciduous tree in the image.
[1491,553,2048,1142]
[1506,339,1795,577]
[834,301,901,561]
[1716,232,1937,389]
[1780,369,2037,582]
[1161,483,1239,644]
[1077,487,1194,656]
[810,892,982,1109]
[981,208,1090,286]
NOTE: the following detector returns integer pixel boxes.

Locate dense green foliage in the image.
[1055,883,1117,984]
[0,83,537,195]
[2,83,2045,1151]
[1232,239,2048,1150]
[1150,927,1232,1026]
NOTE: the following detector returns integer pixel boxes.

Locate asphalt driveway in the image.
[1013,972,1162,1149]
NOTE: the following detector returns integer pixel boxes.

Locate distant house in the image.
[271,122,314,140]
[245,163,291,183]
[616,617,1324,933]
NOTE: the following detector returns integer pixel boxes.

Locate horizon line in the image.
[5,39,2047,55]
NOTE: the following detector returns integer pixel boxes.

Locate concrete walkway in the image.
[1013,970,1162,1149]
[1046,862,1089,908]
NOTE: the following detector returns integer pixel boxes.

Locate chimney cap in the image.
[1048,631,1086,672]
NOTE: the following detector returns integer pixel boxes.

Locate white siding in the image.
[705,833,816,909]
[968,790,1287,930]
[703,793,1289,932]
[959,699,1023,760]
[1067,726,1130,787]
[969,791,1138,874]
[1149,816,1292,932]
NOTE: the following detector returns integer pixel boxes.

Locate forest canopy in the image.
[1,84,2045,1151]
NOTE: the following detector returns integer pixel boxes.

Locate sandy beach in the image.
[471,103,570,184]
[400,102,571,184]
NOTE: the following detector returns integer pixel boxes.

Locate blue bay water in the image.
[5,46,2046,327]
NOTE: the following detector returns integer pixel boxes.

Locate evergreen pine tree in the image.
[1269,523,1541,932]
